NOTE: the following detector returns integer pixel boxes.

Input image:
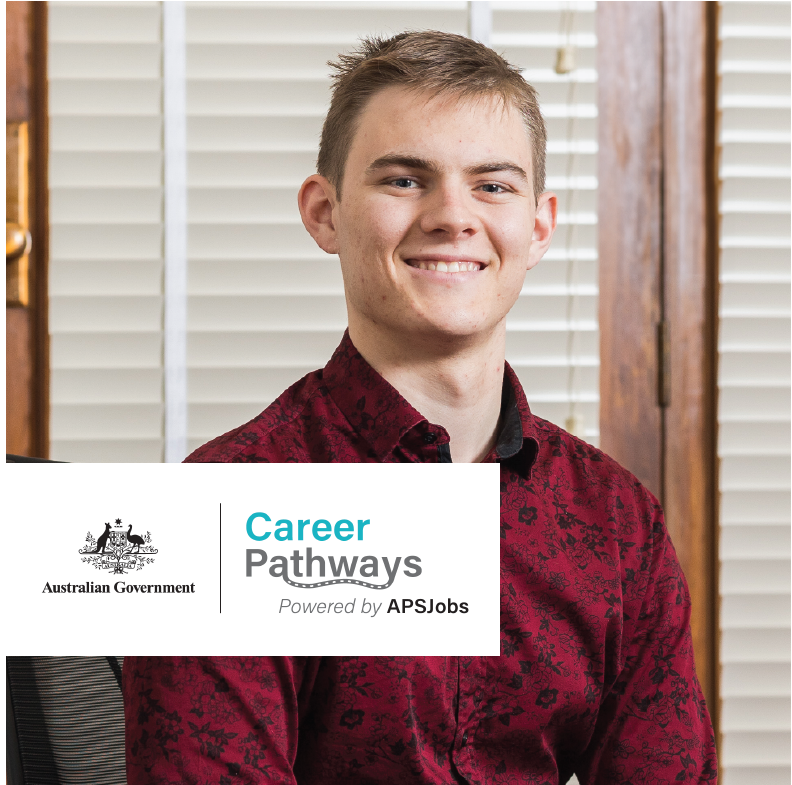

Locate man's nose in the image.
[418,183,479,239]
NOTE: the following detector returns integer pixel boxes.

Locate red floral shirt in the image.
[124,332,717,784]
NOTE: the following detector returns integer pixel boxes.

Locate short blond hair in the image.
[317,30,547,200]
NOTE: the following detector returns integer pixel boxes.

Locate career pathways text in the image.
[245,513,422,589]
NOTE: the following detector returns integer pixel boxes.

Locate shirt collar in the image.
[497,363,540,477]
[323,331,539,476]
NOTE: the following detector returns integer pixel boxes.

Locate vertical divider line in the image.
[163,1,188,463]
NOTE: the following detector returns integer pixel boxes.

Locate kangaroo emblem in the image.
[93,522,112,554]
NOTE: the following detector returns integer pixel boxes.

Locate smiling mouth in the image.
[405,259,484,273]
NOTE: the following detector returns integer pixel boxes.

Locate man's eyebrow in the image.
[365,155,530,184]
[464,161,529,182]
[365,155,441,175]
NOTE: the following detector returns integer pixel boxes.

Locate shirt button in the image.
[461,731,468,746]
[423,432,437,444]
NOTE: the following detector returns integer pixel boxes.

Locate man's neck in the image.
[348,319,506,463]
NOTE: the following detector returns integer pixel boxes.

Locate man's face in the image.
[302,86,556,343]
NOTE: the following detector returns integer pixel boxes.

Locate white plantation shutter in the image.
[48,2,164,462]
[185,0,599,454]
[717,2,791,783]
[47,1,598,457]
[185,1,466,453]
[494,2,599,443]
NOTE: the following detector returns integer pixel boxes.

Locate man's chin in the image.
[398,318,503,348]
[351,302,507,352]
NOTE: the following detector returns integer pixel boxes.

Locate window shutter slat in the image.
[717,2,791,779]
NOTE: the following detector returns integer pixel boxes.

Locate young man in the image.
[124,32,717,783]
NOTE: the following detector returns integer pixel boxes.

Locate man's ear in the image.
[526,191,558,270]
[298,174,339,255]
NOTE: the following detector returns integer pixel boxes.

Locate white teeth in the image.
[409,260,483,272]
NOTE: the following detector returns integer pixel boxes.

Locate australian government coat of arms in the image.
[79,518,158,575]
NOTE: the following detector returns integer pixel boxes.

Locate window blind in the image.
[717,2,791,783]
[47,1,598,461]
[49,1,164,462]
[185,2,466,451]
[494,2,599,444]
[184,0,599,455]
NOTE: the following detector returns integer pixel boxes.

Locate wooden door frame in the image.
[597,2,720,734]
[6,1,49,458]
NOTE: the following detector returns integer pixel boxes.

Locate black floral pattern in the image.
[125,332,717,784]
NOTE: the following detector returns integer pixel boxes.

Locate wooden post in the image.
[597,3,664,499]
[660,0,719,733]
[598,1,719,732]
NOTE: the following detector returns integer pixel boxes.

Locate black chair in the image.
[7,657,126,785]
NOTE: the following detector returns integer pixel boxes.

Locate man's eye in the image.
[390,178,418,188]
[480,183,507,194]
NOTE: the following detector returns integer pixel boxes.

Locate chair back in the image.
[7,657,126,785]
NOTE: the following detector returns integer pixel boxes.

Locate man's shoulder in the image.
[529,413,661,513]
[184,369,329,463]
[528,415,669,604]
